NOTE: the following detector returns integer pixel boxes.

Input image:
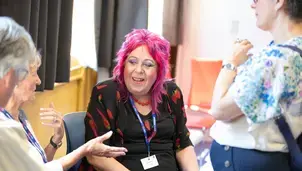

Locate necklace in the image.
[132,96,151,106]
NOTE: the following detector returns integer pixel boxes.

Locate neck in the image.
[270,15,302,44]
[132,94,151,106]
[132,94,152,115]
[0,84,9,108]
[5,96,23,121]
[133,94,151,101]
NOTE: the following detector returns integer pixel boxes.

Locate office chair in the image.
[63,111,86,171]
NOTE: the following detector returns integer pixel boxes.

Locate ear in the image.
[275,0,286,11]
[3,69,16,88]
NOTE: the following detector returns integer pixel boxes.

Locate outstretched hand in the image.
[85,131,128,158]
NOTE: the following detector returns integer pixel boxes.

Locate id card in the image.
[140,155,159,170]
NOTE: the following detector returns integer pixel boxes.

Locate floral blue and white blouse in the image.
[231,37,302,123]
[211,36,302,152]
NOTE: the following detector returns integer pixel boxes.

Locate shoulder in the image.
[92,78,118,95]
[0,120,27,140]
[164,80,183,98]
[259,37,302,61]
[94,78,118,90]
[246,38,302,73]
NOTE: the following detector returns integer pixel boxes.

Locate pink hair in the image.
[113,29,170,114]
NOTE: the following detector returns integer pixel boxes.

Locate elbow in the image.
[210,100,226,120]
[210,106,229,121]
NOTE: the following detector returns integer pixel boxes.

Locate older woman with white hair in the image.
[0,17,127,171]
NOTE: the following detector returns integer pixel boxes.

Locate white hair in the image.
[0,17,37,79]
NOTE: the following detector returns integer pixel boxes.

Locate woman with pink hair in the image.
[79,29,199,171]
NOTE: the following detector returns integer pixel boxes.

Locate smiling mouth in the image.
[132,77,145,83]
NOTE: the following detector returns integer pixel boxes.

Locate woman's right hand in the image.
[84,131,127,158]
[227,39,254,66]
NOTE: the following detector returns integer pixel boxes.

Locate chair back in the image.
[63,111,86,171]
[188,58,222,109]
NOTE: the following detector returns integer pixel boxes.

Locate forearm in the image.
[176,146,199,171]
[211,69,242,121]
[44,144,57,161]
[87,155,129,171]
[57,144,87,171]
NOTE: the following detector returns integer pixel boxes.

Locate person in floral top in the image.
[80,29,198,171]
[210,0,302,171]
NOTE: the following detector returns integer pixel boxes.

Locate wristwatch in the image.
[50,136,62,149]
[222,63,237,71]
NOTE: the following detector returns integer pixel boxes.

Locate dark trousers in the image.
[210,140,291,171]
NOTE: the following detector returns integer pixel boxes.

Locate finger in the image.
[40,111,62,118]
[49,102,55,109]
[40,108,53,112]
[40,116,55,120]
[40,111,56,116]
[240,39,250,45]
[40,116,62,123]
[41,122,61,127]
[105,152,126,158]
[105,145,128,152]
[40,119,62,125]
[234,38,242,44]
[243,44,254,52]
[40,114,62,121]
[96,131,113,143]
[40,118,62,125]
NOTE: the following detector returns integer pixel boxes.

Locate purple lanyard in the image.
[129,97,157,156]
[0,108,48,163]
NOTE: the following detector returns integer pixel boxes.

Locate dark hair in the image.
[285,0,302,22]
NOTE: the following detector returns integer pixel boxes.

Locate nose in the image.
[251,3,256,9]
[134,64,143,74]
[36,75,41,85]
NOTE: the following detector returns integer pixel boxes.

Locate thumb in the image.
[49,102,55,109]
[97,131,113,143]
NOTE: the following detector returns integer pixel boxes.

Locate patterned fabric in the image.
[79,79,192,171]
[230,37,302,123]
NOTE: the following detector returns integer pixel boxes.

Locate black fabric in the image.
[0,0,73,91]
[79,79,192,171]
[94,0,148,72]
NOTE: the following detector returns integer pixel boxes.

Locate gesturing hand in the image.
[40,102,64,144]
[85,131,128,158]
[227,39,253,66]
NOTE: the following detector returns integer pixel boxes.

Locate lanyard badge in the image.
[129,97,157,156]
[129,97,159,170]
